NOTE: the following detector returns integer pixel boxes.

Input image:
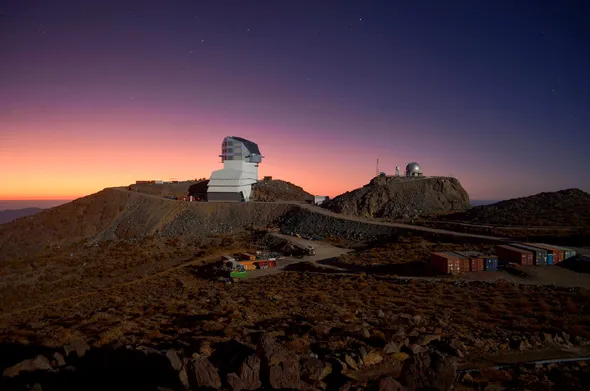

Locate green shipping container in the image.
[230,271,248,279]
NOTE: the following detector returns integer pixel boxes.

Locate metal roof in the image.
[229,136,261,155]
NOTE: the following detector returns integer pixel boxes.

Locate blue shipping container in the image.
[483,257,498,271]
[547,254,554,265]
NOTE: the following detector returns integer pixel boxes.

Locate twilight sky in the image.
[1,0,589,201]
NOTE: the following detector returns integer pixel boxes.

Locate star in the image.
[189,50,193,54]
[247,28,250,32]
[201,39,205,43]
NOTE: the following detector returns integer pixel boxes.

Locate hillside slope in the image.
[250,179,314,202]
[0,188,295,263]
[323,176,470,219]
[0,208,43,225]
[442,188,590,227]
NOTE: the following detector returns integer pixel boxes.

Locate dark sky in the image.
[1,0,589,200]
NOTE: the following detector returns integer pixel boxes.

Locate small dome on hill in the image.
[405,162,423,177]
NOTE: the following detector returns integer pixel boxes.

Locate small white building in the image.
[314,196,329,205]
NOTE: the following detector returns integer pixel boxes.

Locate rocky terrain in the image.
[250,179,314,202]
[2,186,590,390]
[323,176,470,219]
[443,188,590,228]
[0,208,43,225]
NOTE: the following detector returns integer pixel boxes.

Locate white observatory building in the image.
[207,136,263,202]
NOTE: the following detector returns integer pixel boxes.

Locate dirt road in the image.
[244,233,351,278]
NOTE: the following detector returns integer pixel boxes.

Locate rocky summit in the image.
[323,176,470,219]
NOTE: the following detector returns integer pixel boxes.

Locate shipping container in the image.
[494,245,534,266]
[482,255,499,271]
[508,243,548,265]
[430,252,469,275]
[240,253,256,261]
[453,251,484,272]
[547,245,576,260]
[527,243,565,264]
[238,261,257,270]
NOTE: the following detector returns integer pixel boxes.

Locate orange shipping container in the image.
[239,260,257,270]
[430,252,467,275]
[454,251,485,272]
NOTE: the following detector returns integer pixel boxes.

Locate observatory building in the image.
[207,136,263,202]
[405,162,423,177]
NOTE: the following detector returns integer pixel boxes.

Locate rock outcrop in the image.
[323,176,470,219]
[250,179,314,202]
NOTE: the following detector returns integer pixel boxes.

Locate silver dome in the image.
[405,162,422,176]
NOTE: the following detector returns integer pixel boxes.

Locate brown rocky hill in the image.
[442,188,590,227]
[323,176,470,219]
[0,188,295,263]
[250,179,314,202]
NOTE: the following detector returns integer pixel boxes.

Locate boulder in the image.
[378,376,407,391]
[166,349,183,371]
[189,357,222,389]
[64,339,90,358]
[363,351,383,366]
[226,354,261,391]
[3,355,52,378]
[400,350,457,391]
[383,342,400,354]
[53,352,66,367]
[300,357,332,383]
[257,335,301,389]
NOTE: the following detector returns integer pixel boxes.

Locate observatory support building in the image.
[207,136,263,202]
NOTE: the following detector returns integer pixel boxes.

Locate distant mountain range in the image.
[0,208,43,224]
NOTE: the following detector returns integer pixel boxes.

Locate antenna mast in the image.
[376,158,379,177]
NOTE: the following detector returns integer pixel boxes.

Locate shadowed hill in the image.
[0,208,43,225]
[323,176,470,219]
[442,188,590,227]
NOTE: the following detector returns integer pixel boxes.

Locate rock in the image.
[363,328,371,339]
[166,349,183,371]
[562,332,571,343]
[323,176,470,219]
[179,368,190,390]
[383,342,400,354]
[3,355,52,377]
[483,383,503,391]
[400,350,457,391]
[392,352,409,361]
[53,352,66,367]
[257,334,300,390]
[226,355,261,391]
[345,355,359,370]
[378,310,386,318]
[359,346,368,358]
[412,315,423,325]
[189,357,221,389]
[461,372,474,383]
[363,351,383,366]
[416,334,441,346]
[300,357,332,383]
[407,344,428,355]
[378,376,406,391]
[64,339,90,358]
[31,384,43,391]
